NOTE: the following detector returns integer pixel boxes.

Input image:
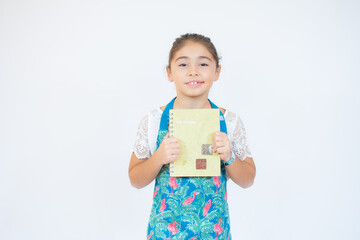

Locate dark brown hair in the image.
[168,33,220,69]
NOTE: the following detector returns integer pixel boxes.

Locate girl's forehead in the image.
[173,42,214,60]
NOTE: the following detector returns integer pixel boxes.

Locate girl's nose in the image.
[188,65,199,76]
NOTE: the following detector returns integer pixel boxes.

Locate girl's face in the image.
[166,41,221,100]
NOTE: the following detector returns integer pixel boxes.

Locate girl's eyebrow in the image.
[198,56,213,62]
[175,56,213,62]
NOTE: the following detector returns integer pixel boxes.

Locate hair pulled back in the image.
[168,33,220,69]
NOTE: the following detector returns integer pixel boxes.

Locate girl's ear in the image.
[214,65,222,82]
[166,66,173,82]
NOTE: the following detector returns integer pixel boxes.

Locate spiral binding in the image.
[169,111,174,174]
[169,112,174,137]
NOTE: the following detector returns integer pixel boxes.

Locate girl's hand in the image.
[156,133,181,165]
[212,131,231,162]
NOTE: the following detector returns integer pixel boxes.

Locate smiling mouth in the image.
[186,81,204,86]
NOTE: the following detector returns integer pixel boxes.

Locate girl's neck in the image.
[173,96,212,109]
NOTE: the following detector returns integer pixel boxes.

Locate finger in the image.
[171,149,181,155]
[216,131,226,139]
[215,142,227,150]
[168,143,180,149]
[167,138,178,143]
[168,149,180,157]
[212,133,217,152]
[215,146,230,154]
[164,137,178,144]
[170,154,179,161]
[216,131,228,138]
[215,138,226,146]
[215,139,226,146]
[216,137,229,146]
[215,134,229,142]
[166,149,180,157]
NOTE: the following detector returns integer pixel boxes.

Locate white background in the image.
[1,0,359,239]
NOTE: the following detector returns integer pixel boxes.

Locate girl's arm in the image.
[129,133,180,189]
[224,156,256,188]
[213,109,256,188]
[128,153,162,189]
[213,131,256,188]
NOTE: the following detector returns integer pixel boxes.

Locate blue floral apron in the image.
[147,98,231,240]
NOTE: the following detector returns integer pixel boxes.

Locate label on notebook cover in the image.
[169,109,221,177]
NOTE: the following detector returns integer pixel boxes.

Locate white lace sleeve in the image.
[132,113,152,159]
[231,114,252,160]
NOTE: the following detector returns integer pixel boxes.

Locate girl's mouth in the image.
[186,81,204,87]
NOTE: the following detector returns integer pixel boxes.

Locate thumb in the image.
[212,132,217,153]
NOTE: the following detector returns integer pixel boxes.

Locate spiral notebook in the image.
[169,109,220,177]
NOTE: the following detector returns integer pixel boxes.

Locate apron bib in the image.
[147,97,232,240]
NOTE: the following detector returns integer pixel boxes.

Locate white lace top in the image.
[133,108,252,161]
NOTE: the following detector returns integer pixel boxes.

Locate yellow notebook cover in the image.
[169,109,220,177]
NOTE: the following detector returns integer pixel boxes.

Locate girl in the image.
[129,33,256,240]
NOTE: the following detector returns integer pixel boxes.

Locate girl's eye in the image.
[200,63,209,67]
[179,63,187,67]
